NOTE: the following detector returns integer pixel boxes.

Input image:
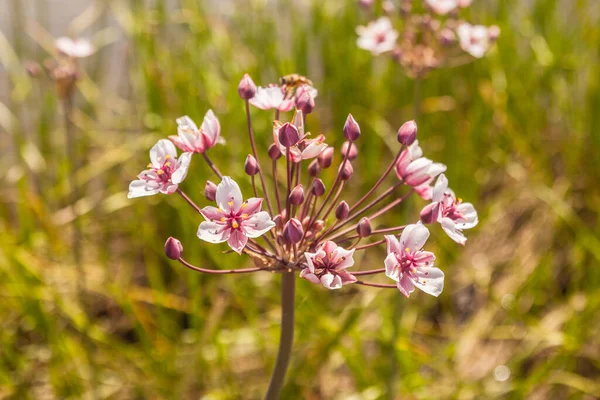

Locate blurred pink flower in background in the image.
[356,17,399,55]
[55,37,95,58]
[457,23,500,58]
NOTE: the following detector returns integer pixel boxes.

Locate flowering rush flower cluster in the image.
[128,74,477,297]
[356,0,500,77]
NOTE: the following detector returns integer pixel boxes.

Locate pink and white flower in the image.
[395,140,446,198]
[356,17,399,56]
[301,241,357,290]
[423,174,478,245]
[250,85,295,112]
[128,139,192,198]
[197,176,276,254]
[384,223,444,297]
[169,110,223,153]
[273,110,327,162]
[425,0,459,15]
[56,37,95,58]
[457,23,498,58]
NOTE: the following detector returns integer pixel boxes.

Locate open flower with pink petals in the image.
[425,0,459,15]
[273,111,327,162]
[301,241,357,290]
[356,17,399,56]
[395,140,446,198]
[56,37,95,58]
[197,176,276,254]
[457,23,499,58]
[384,223,444,297]
[250,85,295,112]
[128,139,192,198]
[421,174,478,245]
[169,110,223,153]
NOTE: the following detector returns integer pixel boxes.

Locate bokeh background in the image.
[1,0,599,399]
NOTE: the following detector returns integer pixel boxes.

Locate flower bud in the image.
[268,143,282,160]
[439,28,456,46]
[238,73,257,100]
[204,180,217,201]
[318,146,334,168]
[295,87,315,115]
[311,179,326,197]
[278,122,300,147]
[357,217,372,237]
[398,120,417,145]
[283,218,304,244]
[335,201,350,220]
[313,220,325,232]
[341,141,358,161]
[24,61,42,77]
[382,0,395,15]
[244,154,259,176]
[358,0,374,9]
[420,202,441,224]
[339,161,354,181]
[308,159,321,177]
[164,237,183,260]
[289,184,305,205]
[343,114,361,141]
[273,214,284,230]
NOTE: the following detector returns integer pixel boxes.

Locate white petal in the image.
[385,234,401,254]
[242,211,276,238]
[150,139,177,167]
[171,152,192,184]
[201,109,221,146]
[431,174,449,202]
[303,252,318,273]
[399,222,430,251]
[412,267,444,297]
[440,217,467,245]
[176,115,199,132]
[384,253,400,281]
[456,202,478,229]
[321,273,343,290]
[300,269,320,284]
[216,176,243,212]
[197,221,230,243]
[127,180,160,198]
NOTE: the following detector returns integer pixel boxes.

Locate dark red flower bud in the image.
[204,180,217,201]
[343,113,361,141]
[420,202,441,224]
[268,143,282,160]
[308,159,321,177]
[164,237,183,260]
[289,184,305,205]
[341,141,358,161]
[278,122,300,147]
[357,217,372,237]
[283,218,304,244]
[244,154,259,176]
[397,120,417,145]
[339,161,354,181]
[311,179,326,197]
[318,147,334,168]
[295,87,315,114]
[335,201,350,220]
[238,73,257,100]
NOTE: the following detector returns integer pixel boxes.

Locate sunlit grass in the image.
[1,0,599,398]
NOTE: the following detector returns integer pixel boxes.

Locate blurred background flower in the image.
[0,0,599,399]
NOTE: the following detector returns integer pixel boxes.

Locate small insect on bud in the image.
[339,161,354,181]
[420,202,441,224]
[335,201,350,220]
[311,179,326,197]
[289,184,305,205]
[357,217,372,237]
[308,159,321,177]
[204,180,217,201]
[268,143,282,160]
[343,113,361,141]
[164,237,183,260]
[278,122,300,147]
[244,154,259,176]
[397,120,417,145]
[295,86,315,115]
[238,73,257,100]
[341,141,358,161]
[317,147,334,168]
[283,218,304,244]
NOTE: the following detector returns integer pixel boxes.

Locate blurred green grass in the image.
[1,0,599,399]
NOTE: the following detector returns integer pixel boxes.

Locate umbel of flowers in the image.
[129,74,477,295]
[356,0,500,78]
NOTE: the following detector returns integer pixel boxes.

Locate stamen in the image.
[220,217,226,222]
[156,170,164,175]
[232,220,239,229]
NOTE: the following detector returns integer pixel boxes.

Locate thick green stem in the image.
[265,271,295,400]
